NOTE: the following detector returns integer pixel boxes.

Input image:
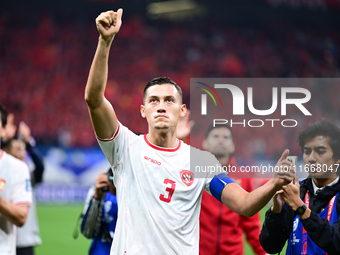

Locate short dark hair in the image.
[143,77,183,104]
[0,104,7,127]
[298,121,340,160]
[205,124,233,140]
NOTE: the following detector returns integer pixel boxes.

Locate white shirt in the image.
[312,176,339,196]
[16,160,42,247]
[16,195,41,247]
[98,123,219,255]
[0,151,32,255]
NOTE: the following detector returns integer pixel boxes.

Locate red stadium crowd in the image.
[1,7,339,159]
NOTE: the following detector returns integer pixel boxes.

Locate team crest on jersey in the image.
[0,179,6,191]
[180,170,194,186]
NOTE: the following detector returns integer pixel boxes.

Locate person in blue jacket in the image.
[81,168,118,255]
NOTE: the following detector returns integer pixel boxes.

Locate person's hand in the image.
[273,149,295,190]
[18,121,31,144]
[94,171,110,199]
[281,175,301,211]
[176,109,194,140]
[271,189,285,213]
[96,9,123,42]
[3,113,16,142]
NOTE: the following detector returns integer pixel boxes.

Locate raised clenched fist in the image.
[95,9,123,42]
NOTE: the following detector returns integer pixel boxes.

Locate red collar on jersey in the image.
[144,135,181,152]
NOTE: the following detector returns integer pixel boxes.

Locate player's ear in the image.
[140,105,146,118]
[202,139,208,150]
[179,104,187,118]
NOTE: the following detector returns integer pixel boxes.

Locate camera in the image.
[106,168,114,184]
[102,168,114,192]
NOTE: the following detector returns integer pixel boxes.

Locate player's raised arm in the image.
[220,149,295,216]
[85,9,123,139]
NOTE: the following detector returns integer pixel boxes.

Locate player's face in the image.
[303,135,340,179]
[6,140,26,161]
[203,127,235,159]
[141,84,186,131]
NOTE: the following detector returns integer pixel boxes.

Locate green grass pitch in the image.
[35,204,286,255]
[35,205,91,255]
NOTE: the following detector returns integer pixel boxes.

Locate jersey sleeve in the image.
[97,122,138,166]
[200,152,236,203]
[11,160,32,206]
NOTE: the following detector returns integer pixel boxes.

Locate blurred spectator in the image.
[0,104,32,255]
[199,124,267,255]
[2,115,44,255]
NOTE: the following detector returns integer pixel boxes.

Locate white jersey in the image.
[0,151,32,255]
[98,123,218,255]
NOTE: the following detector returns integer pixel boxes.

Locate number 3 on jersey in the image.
[159,179,176,203]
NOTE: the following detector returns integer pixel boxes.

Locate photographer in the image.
[81,169,118,255]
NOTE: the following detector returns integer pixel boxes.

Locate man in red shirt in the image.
[200,125,267,255]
